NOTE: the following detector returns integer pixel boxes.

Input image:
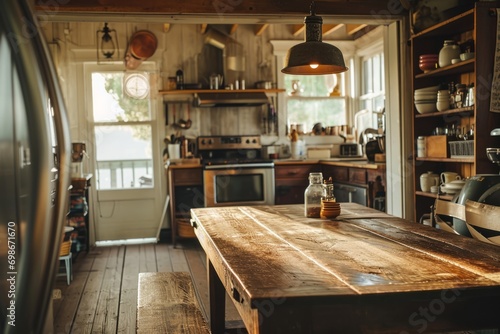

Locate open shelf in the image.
[415,59,474,79]
[415,157,474,163]
[415,106,474,118]
[159,88,285,95]
[416,191,454,201]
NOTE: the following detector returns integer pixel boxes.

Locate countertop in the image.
[165,158,385,170]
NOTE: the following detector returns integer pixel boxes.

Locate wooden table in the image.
[190,204,500,334]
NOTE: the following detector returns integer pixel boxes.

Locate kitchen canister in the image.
[438,40,461,68]
[420,171,439,192]
[417,136,426,157]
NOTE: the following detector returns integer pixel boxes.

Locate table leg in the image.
[208,259,226,333]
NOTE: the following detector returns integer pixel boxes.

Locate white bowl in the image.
[460,52,475,61]
[415,102,437,114]
[451,58,461,64]
[415,86,439,93]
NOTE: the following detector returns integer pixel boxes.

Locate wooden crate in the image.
[426,135,448,158]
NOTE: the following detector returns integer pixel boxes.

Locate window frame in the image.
[271,40,355,137]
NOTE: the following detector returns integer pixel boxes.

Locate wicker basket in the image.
[59,240,72,256]
[177,219,196,238]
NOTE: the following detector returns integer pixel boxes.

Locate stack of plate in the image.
[320,200,341,219]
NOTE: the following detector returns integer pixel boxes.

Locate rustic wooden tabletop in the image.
[191,203,500,334]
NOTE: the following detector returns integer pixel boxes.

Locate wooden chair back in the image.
[433,199,465,234]
[465,200,500,245]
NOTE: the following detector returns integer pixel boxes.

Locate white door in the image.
[85,64,162,241]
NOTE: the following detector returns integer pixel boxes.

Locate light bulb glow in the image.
[310,64,319,69]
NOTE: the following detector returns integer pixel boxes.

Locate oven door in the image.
[204,163,275,207]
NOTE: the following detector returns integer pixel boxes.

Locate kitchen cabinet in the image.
[167,165,204,246]
[274,163,321,204]
[410,3,500,222]
[322,164,386,210]
[68,175,92,254]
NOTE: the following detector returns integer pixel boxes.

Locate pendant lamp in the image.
[282,1,348,75]
[96,23,119,64]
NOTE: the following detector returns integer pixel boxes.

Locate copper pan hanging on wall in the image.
[124,30,158,70]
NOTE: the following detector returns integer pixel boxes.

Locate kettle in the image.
[364,140,382,161]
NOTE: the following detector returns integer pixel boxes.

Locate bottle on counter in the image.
[305,172,323,218]
[176,69,184,90]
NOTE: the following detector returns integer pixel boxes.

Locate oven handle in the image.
[204,163,274,170]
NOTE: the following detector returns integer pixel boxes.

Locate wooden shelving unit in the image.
[410,2,500,222]
[158,88,285,95]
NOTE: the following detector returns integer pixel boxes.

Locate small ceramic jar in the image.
[438,40,461,68]
[420,171,439,192]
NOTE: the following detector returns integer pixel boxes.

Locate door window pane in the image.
[92,72,151,122]
[94,125,153,189]
[91,71,154,190]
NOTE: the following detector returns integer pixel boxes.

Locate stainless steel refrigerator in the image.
[0,0,71,333]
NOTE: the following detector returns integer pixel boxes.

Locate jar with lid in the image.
[304,172,323,218]
[438,40,460,68]
[454,83,467,109]
[417,136,426,158]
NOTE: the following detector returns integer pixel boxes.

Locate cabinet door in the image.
[275,164,319,205]
[275,185,305,205]
[322,165,348,182]
[349,168,367,185]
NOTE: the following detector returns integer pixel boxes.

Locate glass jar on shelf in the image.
[304,172,323,218]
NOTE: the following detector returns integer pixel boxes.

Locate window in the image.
[356,46,385,136]
[285,74,347,133]
[360,51,385,113]
[91,71,154,190]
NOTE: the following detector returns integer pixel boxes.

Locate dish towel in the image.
[490,9,500,112]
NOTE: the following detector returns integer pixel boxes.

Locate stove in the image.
[197,135,272,166]
[197,135,275,207]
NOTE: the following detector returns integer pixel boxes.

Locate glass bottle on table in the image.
[304,172,323,218]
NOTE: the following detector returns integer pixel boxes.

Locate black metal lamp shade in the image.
[282,2,348,75]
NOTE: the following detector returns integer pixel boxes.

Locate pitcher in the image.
[441,172,460,184]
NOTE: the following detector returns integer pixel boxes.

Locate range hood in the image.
[194,92,269,107]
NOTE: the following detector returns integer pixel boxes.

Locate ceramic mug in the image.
[440,171,460,184]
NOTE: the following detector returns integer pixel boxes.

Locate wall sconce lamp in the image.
[282,1,348,75]
[96,23,119,63]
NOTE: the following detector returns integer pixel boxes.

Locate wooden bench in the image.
[137,272,211,334]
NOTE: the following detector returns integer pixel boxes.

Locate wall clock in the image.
[124,73,149,99]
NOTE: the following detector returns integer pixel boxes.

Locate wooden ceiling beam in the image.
[346,23,368,35]
[34,1,402,19]
[322,24,342,37]
[291,24,304,37]
[229,24,238,35]
[254,24,269,36]
[200,23,208,34]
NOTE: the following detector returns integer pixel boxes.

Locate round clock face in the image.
[124,73,149,99]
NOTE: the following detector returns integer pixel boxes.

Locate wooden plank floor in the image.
[52,239,246,334]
